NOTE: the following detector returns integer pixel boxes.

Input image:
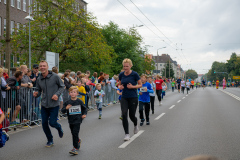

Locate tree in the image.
[186,69,198,80]
[101,21,146,74]
[0,0,116,73]
[161,60,175,78]
[226,52,240,77]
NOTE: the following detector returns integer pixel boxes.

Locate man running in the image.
[177,77,181,93]
[33,60,65,147]
[202,78,206,89]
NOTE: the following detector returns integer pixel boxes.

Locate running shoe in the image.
[160,101,162,105]
[69,148,78,155]
[124,134,130,141]
[134,125,139,134]
[98,116,101,119]
[146,121,150,125]
[77,139,82,150]
[58,124,64,138]
[45,141,54,148]
[140,119,145,126]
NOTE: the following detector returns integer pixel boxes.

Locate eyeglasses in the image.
[34,67,39,69]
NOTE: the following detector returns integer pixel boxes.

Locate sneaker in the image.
[146,121,150,125]
[69,148,78,155]
[140,119,145,126]
[134,125,139,134]
[77,139,82,150]
[98,116,101,119]
[159,101,161,105]
[58,124,64,138]
[124,134,130,141]
[160,101,162,105]
[119,116,123,120]
[45,141,54,148]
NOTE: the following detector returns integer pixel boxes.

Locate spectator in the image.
[0,68,11,113]
[52,66,58,74]
[20,65,33,122]
[110,75,118,103]
[30,64,40,87]
[75,71,81,82]
[91,72,98,85]
[3,68,9,80]
[70,72,76,81]
[7,71,23,124]
[33,60,65,148]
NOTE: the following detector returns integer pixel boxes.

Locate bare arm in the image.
[0,112,5,125]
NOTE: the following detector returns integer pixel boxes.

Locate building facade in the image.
[0,0,87,67]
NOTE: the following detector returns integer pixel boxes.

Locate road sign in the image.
[233,76,240,79]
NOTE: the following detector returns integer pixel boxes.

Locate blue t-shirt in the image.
[119,71,140,98]
[138,82,153,103]
[117,89,123,100]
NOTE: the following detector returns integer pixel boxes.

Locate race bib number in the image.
[140,87,147,92]
[69,105,81,115]
[95,98,101,103]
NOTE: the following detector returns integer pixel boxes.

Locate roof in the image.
[153,54,174,63]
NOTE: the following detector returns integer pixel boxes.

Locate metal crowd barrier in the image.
[1,87,41,131]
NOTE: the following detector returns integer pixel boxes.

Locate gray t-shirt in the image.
[20,75,32,93]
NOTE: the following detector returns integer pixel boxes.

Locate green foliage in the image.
[186,69,198,80]
[161,61,175,78]
[101,22,149,74]
[206,61,228,81]
[226,52,240,77]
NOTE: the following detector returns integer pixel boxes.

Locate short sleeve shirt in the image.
[94,90,105,103]
[119,71,140,98]
[0,108,3,129]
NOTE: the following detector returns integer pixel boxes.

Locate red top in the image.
[155,79,164,90]
[3,73,9,80]
[0,108,3,129]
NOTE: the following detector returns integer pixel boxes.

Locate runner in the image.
[171,78,175,92]
[190,79,194,90]
[186,79,191,94]
[181,79,186,94]
[118,58,142,141]
[177,77,181,93]
[212,80,215,88]
[154,75,164,105]
[117,87,123,120]
[33,60,65,147]
[222,77,226,90]
[138,75,153,126]
[147,76,156,114]
[216,79,219,89]
[61,86,87,155]
[202,78,206,89]
[161,82,167,99]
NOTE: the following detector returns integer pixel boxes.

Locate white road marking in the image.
[154,113,166,120]
[118,130,145,148]
[186,95,188,96]
[169,105,175,109]
[220,90,240,102]
[177,100,181,103]
[182,97,185,99]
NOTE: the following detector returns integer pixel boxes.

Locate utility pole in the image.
[5,0,11,73]
[169,58,170,78]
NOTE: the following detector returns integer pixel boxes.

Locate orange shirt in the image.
[216,80,219,85]
[191,80,194,85]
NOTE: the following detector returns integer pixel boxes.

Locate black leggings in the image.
[156,89,162,102]
[70,123,80,149]
[121,97,138,134]
[139,101,150,121]
[150,96,155,111]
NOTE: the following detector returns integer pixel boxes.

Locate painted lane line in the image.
[169,105,175,109]
[177,100,181,103]
[186,95,188,96]
[118,130,145,148]
[182,97,185,99]
[155,113,166,120]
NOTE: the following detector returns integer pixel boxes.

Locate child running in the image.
[138,75,153,126]
[161,82,167,99]
[148,76,156,114]
[76,79,86,105]
[186,79,191,94]
[181,79,186,94]
[61,86,87,155]
[216,79,219,89]
[117,87,123,120]
[94,84,105,119]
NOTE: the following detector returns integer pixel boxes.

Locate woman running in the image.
[181,79,186,94]
[154,75,164,105]
[118,58,142,141]
[222,77,226,89]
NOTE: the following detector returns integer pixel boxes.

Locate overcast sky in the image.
[85,0,240,74]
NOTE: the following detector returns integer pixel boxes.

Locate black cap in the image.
[33,64,39,69]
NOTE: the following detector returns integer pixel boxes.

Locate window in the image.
[29,0,33,14]
[11,0,14,7]
[23,0,26,12]
[17,0,21,9]
[11,21,14,34]
[17,23,20,32]
[4,0,6,4]
[0,17,1,36]
[4,19,6,32]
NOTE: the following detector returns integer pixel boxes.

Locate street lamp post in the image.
[157,47,166,75]
[25,1,34,69]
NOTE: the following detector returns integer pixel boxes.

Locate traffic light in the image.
[214,71,216,73]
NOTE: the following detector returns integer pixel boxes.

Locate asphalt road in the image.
[1,87,240,160]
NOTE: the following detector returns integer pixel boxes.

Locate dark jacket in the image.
[6,76,22,90]
[30,71,40,87]
[61,99,87,124]
[35,71,65,108]
[64,78,72,90]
